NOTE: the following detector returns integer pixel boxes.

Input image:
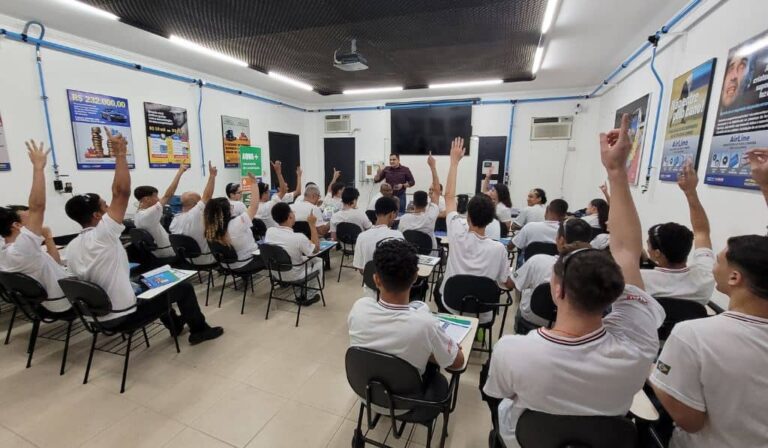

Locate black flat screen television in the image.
[390,105,472,155]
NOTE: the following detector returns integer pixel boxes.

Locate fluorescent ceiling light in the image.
[57,0,119,20]
[429,79,503,89]
[268,72,313,91]
[532,46,544,75]
[343,86,403,95]
[541,0,559,34]
[168,35,248,67]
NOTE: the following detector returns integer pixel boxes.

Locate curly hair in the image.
[373,239,419,293]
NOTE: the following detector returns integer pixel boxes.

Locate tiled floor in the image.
[0,252,516,447]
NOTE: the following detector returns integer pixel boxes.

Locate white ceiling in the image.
[0,0,691,107]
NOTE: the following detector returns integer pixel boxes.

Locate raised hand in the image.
[599,181,608,194]
[208,160,218,176]
[41,226,53,239]
[296,166,303,177]
[746,148,768,187]
[427,152,436,169]
[485,166,493,179]
[25,140,49,169]
[677,160,699,193]
[104,127,128,157]
[247,172,257,182]
[599,113,632,173]
[332,167,341,179]
[178,163,189,174]
[449,137,465,163]
[307,210,317,226]
[271,160,282,174]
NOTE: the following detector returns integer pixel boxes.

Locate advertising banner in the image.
[144,102,190,168]
[614,94,651,185]
[0,112,9,171]
[221,115,251,168]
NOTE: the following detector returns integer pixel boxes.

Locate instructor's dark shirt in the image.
[377,165,415,189]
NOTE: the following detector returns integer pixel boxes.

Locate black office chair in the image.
[457,194,469,214]
[0,272,77,375]
[443,275,513,354]
[517,283,558,335]
[365,210,377,225]
[524,242,558,260]
[499,222,510,239]
[169,234,218,306]
[208,240,264,314]
[403,230,433,256]
[655,297,708,342]
[336,222,363,282]
[345,347,452,448]
[129,228,178,270]
[251,218,268,242]
[292,221,312,239]
[58,278,180,393]
[259,243,325,327]
[0,281,20,345]
[362,260,380,300]
[515,409,637,448]
[435,217,447,233]
[590,226,608,240]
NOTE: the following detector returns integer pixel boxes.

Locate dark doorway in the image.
[475,136,508,194]
[268,132,301,190]
[324,137,356,193]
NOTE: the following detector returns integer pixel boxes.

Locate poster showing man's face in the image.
[720,55,748,108]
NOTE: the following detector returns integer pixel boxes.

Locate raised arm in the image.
[307,211,320,253]
[601,114,643,289]
[482,166,494,194]
[106,128,131,224]
[271,160,288,198]
[599,181,611,205]
[246,173,260,220]
[327,168,340,196]
[24,140,50,236]
[202,161,217,203]
[444,137,465,214]
[427,152,440,205]
[161,163,188,205]
[293,166,303,198]
[746,148,768,206]
[373,165,387,183]
[677,161,711,250]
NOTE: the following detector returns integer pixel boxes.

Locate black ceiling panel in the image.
[84,0,547,95]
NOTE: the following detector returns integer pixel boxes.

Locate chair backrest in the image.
[129,228,158,252]
[590,226,607,241]
[402,230,432,255]
[251,218,268,241]
[516,409,637,448]
[656,297,708,341]
[169,233,203,259]
[293,221,312,239]
[365,210,377,225]
[208,240,240,264]
[259,242,294,273]
[443,275,500,315]
[525,242,558,259]
[457,194,469,214]
[345,346,424,412]
[500,222,510,238]
[530,283,557,326]
[0,271,49,320]
[337,222,363,246]
[58,278,114,321]
[363,260,379,293]
[435,217,447,233]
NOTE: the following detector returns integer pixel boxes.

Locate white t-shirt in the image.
[348,297,459,375]
[264,226,316,281]
[513,204,546,228]
[511,220,559,250]
[0,228,70,312]
[133,203,175,257]
[67,215,135,321]
[640,248,716,305]
[230,199,247,217]
[440,211,510,323]
[255,196,279,228]
[398,203,439,249]
[330,208,372,233]
[271,192,295,204]
[649,312,768,448]
[290,200,327,227]
[591,233,610,250]
[367,193,383,211]
[352,225,403,270]
[582,214,601,229]
[437,196,446,213]
[512,254,557,327]
[226,212,258,269]
[486,219,502,241]
[323,193,343,213]
[496,203,513,223]
[169,201,215,264]
[484,285,664,447]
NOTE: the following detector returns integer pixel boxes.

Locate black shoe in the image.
[189,326,224,345]
[304,293,321,306]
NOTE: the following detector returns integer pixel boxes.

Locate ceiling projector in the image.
[334,39,368,71]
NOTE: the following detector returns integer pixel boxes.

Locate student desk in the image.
[439,313,479,412]
[417,255,440,278]
[252,240,338,258]
[630,390,659,421]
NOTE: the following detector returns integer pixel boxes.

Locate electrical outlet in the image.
[53,179,63,191]
[64,182,73,193]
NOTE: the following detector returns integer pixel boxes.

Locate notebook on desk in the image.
[418,255,440,266]
[137,265,196,299]
[436,315,472,343]
[320,240,337,251]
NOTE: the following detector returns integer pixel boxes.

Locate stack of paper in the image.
[437,315,472,343]
[418,255,440,266]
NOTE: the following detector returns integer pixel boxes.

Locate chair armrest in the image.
[706,301,725,315]
[111,304,138,313]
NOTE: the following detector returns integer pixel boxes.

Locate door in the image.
[268,131,301,190]
[324,137,356,192]
[475,136,508,194]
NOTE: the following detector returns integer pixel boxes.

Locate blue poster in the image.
[67,89,135,170]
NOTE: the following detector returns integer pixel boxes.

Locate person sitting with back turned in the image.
[0,140,70,313]
[65,128,222,345]
[434,137,514,323]
[133,163,188,258]
[290,184,329,235]
[169,161,218,265]
[483,114,664,447]
[648,151,768,448]
[324,168,345,213]
[330,187,372,240]
[348,239,464,407]
[511,198,568,254]
[641,161,715,305]
[271,161,302,204]
[367,182,400,213]
[353,197,403,273]
[397,152,441,251]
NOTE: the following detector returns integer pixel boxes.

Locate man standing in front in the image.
[375,154,414,214]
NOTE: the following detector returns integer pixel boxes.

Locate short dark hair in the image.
[133,186,158,201]
[341,187,360,205]
[553,248,625,313]
[373,239,418,293]
[271,202,292,224]
[559,218,593,244]
[65,193,102,227]
[331,182,345,196]
[533,188,547,204]
[590,198,609,232]
[648,223,693,264]
[547,199,569,220]
[257,182,269,198]
[467,194,495,228]
[726,235,768,299]
[390,153,400,159]
[226,182,241,197]
[413,191,428,208]
[375,196,398,216]
[0,206,25,237]
[494,184,512,208]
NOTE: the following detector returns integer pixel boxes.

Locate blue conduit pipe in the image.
[197,81,206,177]
[644,40,665,194]
[504,104,516,184]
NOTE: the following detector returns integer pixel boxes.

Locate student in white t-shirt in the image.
[290,185,329,235]
[641,162,715,305]
[0,140,69,313]
[428,183,447,218]
[132,163,188,258]
[483,115,664,447]
[511,198,568,254]
[397,153,442,250]
[511,188,547,230]
[366,182,400,212]
[434,138,514,323]
[581,197,609,234]
[330,187,372,239]
[225,183,248,216]
[269,161,302,204]
[65,128,222,345]
[649,153,768,448]
[169,161,218,265]
[481,167,514,228]
[348,239,464,406]
[324,168,344,213]
[353,197,403,272]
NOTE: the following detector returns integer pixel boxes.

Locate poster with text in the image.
[704,31,768,190]
[659,59,717,182]
[221,116,251,168]
[614,94,650,185]
[239,146,262,188]
[0,112,9,171]
[67,89,135,170]
[144,102,190,168]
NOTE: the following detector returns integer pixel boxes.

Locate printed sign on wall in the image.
[221,115,251,168]
[614,94,651,186]
[144,102,190,168]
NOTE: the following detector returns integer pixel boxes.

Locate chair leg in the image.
[250,275,255,294]
[165,309,181,354]
[204,270,213,306]
[142,327,150,348]
[120,332,133,394]
[265,282,274,321]
[26,320,40,368]
[84,333,98,385]
[337,252,344,282]
[499,306,510,340]
[318,276,326,307]
[240,276,249,315]
[4,305,17,344]
[425,420,434,448]
[197,271,203,284]
[59,320,73,375]
[218,274,228,308]
[438,409,451,448]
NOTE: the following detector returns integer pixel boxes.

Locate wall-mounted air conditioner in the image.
[530,116,573,140]
[324,114,352,133]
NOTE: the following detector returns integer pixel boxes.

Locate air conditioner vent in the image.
[325,114,351,133]
[530,116,573,140]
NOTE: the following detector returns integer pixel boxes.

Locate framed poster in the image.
[659,59,717,182]
[144,102,190,168]
[221,115,251,168]
[614,94,651,185]
[0,112,9,171]
[704,30,768,190]
[67,89,135,170]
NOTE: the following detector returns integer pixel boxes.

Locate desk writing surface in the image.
[438,314,478,373]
